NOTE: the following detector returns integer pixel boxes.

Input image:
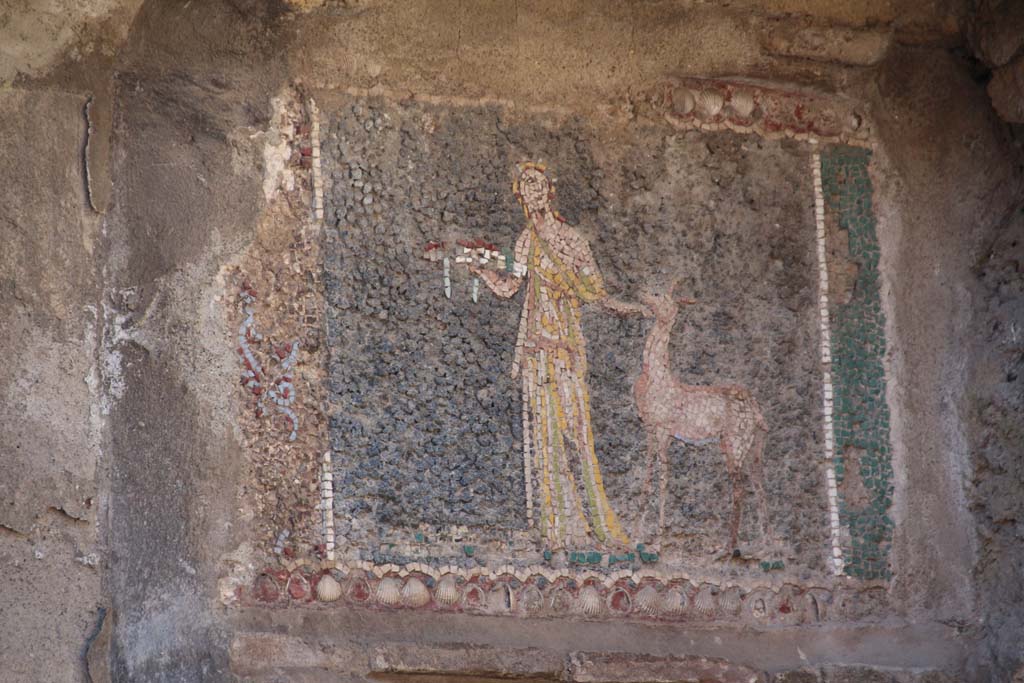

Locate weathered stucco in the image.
[0,1,1021,682]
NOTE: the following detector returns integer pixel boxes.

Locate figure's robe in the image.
[513,222,629,548]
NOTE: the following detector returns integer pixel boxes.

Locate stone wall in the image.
[968,0,1024,122]
[1,1,1022,682]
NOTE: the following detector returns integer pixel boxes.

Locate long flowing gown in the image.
[510,221,629,549]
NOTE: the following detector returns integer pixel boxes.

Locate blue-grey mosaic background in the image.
[324,98,829,569]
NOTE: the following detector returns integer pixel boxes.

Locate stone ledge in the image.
[762,20,892,67]
[568,651,764,683]
[230,635,764,681]
[229,631,964,681]
[228,608,971,677]
[369,642,565,679]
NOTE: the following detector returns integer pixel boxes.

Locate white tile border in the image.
[811,144,845,577]
[309,98,325,224]
[308,101,849,580]
[321,451,335,561]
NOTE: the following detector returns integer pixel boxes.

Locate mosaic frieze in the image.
[243,558,894,626]
[649,77,871,146]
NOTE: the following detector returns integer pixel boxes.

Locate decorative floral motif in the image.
[237,284,300,441]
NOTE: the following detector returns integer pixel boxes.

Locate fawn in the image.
[633,283,772,553]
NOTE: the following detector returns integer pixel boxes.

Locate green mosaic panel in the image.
[821,146,893,581]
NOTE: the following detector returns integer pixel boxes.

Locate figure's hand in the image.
[471,267,523,298]
[602,297,652,318]
[622,300,653,317]
[469,264,495,280]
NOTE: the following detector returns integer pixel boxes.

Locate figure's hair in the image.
[512,162,559,220]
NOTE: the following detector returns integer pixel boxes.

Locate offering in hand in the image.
[421,239,518,302]
[422,239,509,270]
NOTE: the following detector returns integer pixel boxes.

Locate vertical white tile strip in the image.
[309,98,325,224]
[811,147,845,576]
[522,384,534,530]
[322,451,335,561]
[310,98,330,560]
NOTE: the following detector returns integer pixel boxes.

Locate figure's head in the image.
[513,162,554,216]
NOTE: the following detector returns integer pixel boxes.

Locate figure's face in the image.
[518,169,551,212]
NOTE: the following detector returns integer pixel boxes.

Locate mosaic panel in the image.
[230,87,897,618]
[321,97,828,584]
[820,146,893,580]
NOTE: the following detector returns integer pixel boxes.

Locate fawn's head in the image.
[639,280,697,320]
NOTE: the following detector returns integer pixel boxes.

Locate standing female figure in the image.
[474,163,645,549]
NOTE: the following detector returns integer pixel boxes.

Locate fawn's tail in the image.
[736,388,768,432]
[752,401,767,432]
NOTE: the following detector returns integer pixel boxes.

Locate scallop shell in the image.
[719,586,742,615]
[729,90,756,118]
[316,574,342,602]
[577,585,604,617]
[518,585,544,614]
[487,584,514,613]
[660,587,689,616]
[634,585,661,615]
[549,588,572,612]
[434,575,460,605]
[607,587,632,614]
[375,577,402,606]
[693,584,718,617]
[401,577,431,608]
[695,90,725,118]
[462,584,486,610]
[744,589,772,620]
[806,588,832,622]
[286,573,310,601]
[672,86,696,116]
[775,585,803,625]
[347,576,371,602]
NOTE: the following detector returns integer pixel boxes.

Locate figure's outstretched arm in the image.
[600,296,652,317]
[574,232,650,316]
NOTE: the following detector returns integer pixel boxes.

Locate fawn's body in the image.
[634,289,772,552]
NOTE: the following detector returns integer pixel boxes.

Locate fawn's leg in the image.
[635,428,661,542]
[748,426,772,541]
[721,435,744,552]
[656,428,671,545]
